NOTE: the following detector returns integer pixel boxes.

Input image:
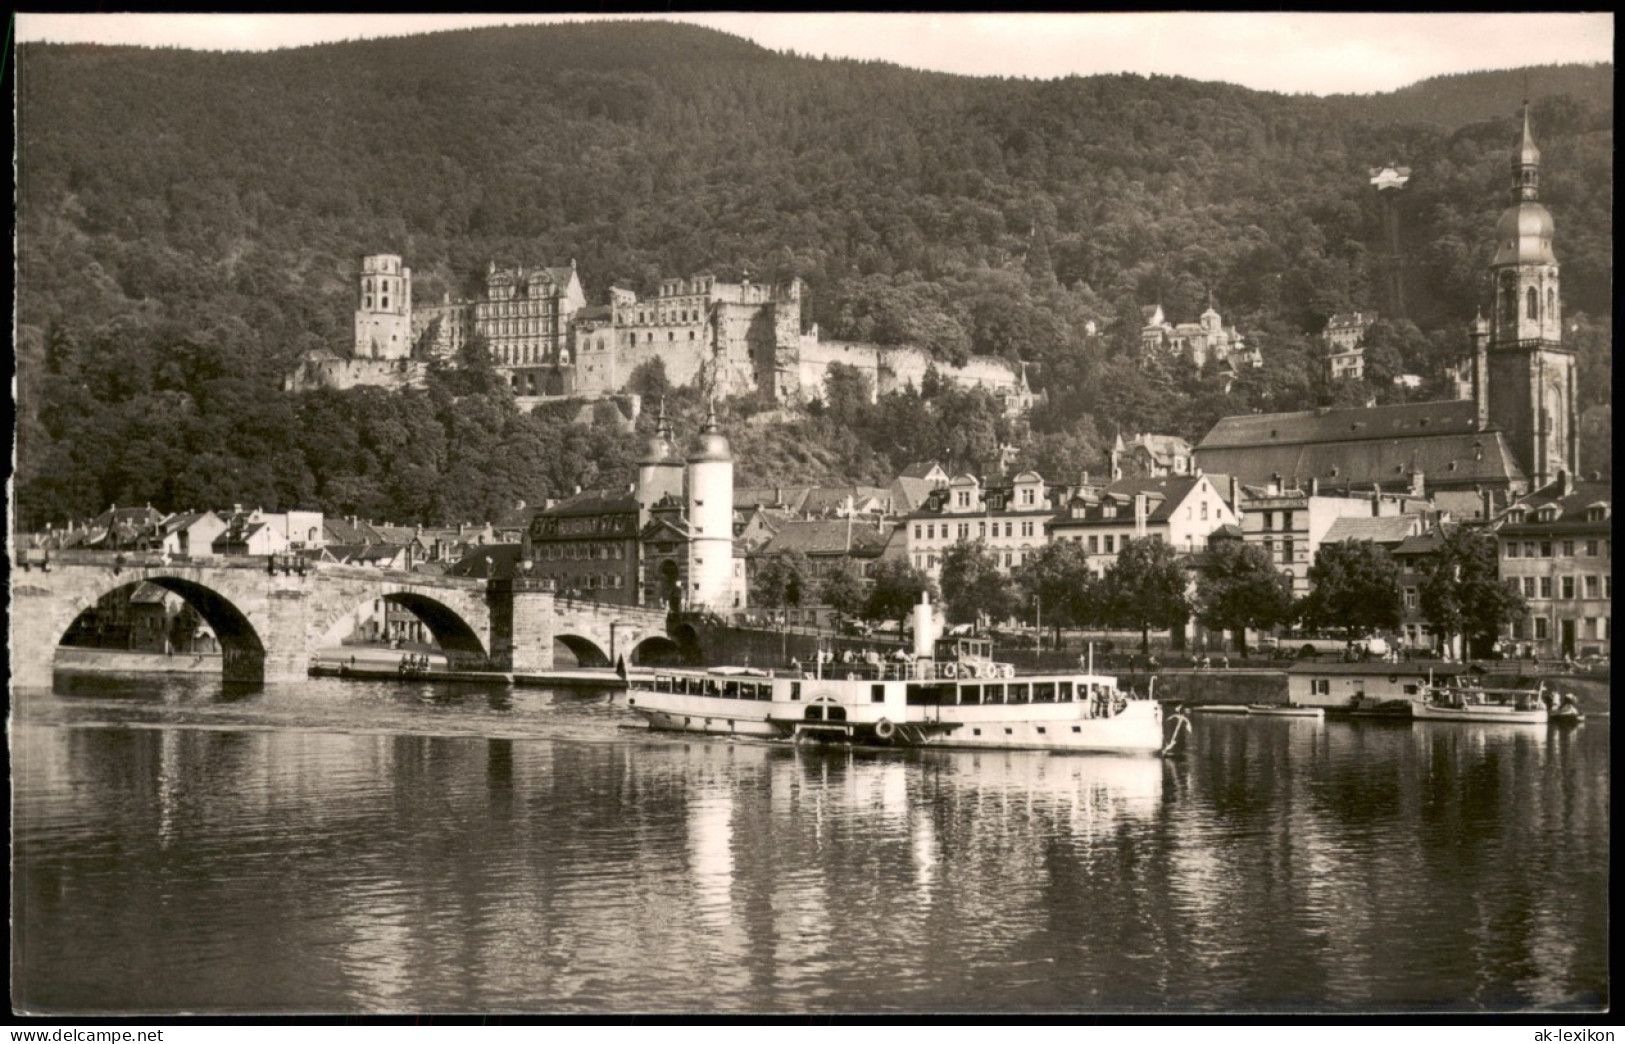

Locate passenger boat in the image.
[1246,704,1324,719]
[1413,682,1548,724]
[624,597,1165,754]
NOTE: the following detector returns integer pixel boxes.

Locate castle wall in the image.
[796,337,1023,404]
[284,355,429,393]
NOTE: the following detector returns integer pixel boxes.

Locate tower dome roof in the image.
[1492,202,1556,266]
[687,401,732,464]
[638,401,682,466]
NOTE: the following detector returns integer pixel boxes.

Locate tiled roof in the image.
[758,519,891,557]
[1322,514,1423,546]
[799,486,892,516]
[1200,400,1480,449]
[1498,478,1611,534]
[445,544,526,579]
[1194,406,1525,491]
[899,462,946,480]
[1058,476,1209,525]
[735,487,812,513]
[539,490,639,517]
[159,510,220,534]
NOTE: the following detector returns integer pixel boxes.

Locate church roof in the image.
[1194,400,1526,491]
[1322,514,1424,547]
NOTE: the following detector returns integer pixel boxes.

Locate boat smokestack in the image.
[912,592,939,661]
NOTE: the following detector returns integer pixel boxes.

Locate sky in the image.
[13,12,1614,96]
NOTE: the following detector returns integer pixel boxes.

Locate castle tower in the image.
[684,401,735,612]
[354,254,413,360]
[1485,102,1577,488]
[635,401,685,524]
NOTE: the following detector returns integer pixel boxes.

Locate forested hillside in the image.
[13,23,1613,528]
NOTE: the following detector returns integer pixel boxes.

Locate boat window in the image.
[790,682,801,701]
[1008,683,1031,704]
[723,680,740,699]
[826,705,847,722]
[704,678,721,697]
[960,684,982,705]
[1058,681,1073,701]
[983,684,1005,704]
[872,684,887,703]
[804,705,823,721]
[907,684,953,706]
[752,683,769,701]
[655,675,671,693]
[1034,682,1056,703]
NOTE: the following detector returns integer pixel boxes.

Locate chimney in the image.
[1559,469,1574,497]
[1470,311,1491,430]
[1309,477,1320,497]
[1268,473,1281,496]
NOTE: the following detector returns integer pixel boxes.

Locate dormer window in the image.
[1537,507,1560,522]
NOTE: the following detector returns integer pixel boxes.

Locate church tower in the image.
[1486,103,1578,488]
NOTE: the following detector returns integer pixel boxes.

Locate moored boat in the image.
[624,597,1166,754]
[1246,704,1324,719]
[1413,682,1548,724]
[1191,705,1250,715]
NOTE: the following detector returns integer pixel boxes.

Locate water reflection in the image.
[10,680,1610,1014]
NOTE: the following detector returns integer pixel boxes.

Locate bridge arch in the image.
[628,635,682,667]
[52,576,268,683]
[553,634,610,669]
[311,590,491,668]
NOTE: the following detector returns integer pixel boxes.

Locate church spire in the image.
[1514,99,1541,202]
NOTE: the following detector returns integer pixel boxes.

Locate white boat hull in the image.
[1411,702,1548,724]
[625,683,1165,754]
[1246,705,1324,719]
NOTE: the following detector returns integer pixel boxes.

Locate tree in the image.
[1102,537,1191,654]
[1418,526,1528,658]
[820,561,867,627]
[1195,539,1294,656]
[1013,539,1100,646]
[1299,539,1402,639]
[751,550,813,624]
[863,557,937,632]
[938,540,1014,628]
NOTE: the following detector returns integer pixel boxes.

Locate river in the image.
[10,674,1609,1014]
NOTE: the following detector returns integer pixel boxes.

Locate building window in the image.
[1561,576,1575,600]
[1021,489,1035,506]
[914,525,922,540]
[1004,522,1013,538]
[1201,502,1209,521]
[978,523,986,539]
[1527,286,1539,320]
[1282,511,1294,531]
[1535,617,1549,640]
[1088,536,1098,554]
[1584,575,1599,598]
[1523,577,1535,597]
[1505,542,1519,558]
[1584,617,1597,639]
[1104,535,1115,554]
[1541,541,1553,558]
[1263,511,1274,530]
[1525,542,1537,558]
[1539,577,1552,599]
[1003,552,1012,568]
[957,523,969,540]
[1021,521,1034,538]
[927,524,935,540]
[1563,540,1575,557]
[1586,540,1599,556]
[1404,588,1418,609]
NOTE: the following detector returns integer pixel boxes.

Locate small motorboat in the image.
[1549,694,1585,726]
[1246,704,1324,719]
[1191,704,1250,715]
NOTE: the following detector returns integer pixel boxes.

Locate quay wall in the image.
[55,648,223,674]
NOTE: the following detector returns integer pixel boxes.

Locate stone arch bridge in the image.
[9,551,672,687]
